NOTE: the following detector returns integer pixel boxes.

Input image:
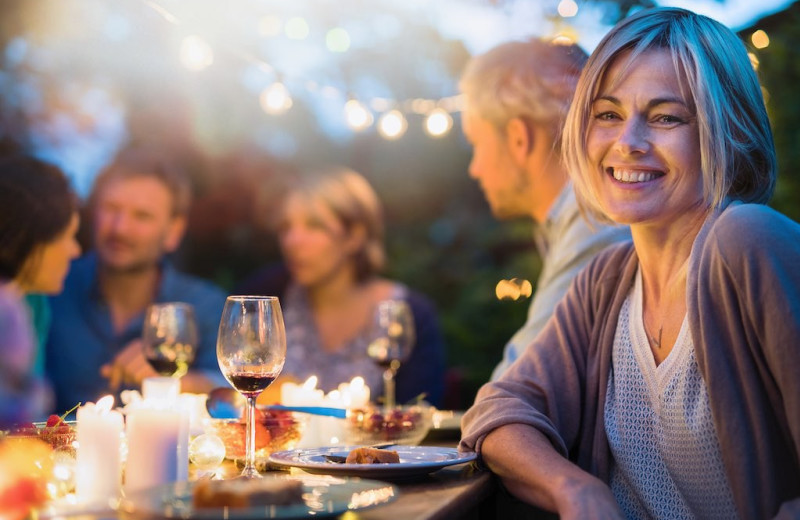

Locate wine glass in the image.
[216,296,286,478]
[142,302,198,378]
[366,299,415,410]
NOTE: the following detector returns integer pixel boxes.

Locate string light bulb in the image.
[424,108,453,137]
[377,110,407,140]
[557,0,579,17]
[260,82,293,115]
[285,17,309,40]
[344,100,373,131]
[179,35,213,71]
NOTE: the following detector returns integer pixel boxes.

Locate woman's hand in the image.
[483,423,623,520]
[552,474,623,520]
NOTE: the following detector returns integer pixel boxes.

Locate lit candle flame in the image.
[302,375,318,391]
[96,395,115,413]
[351,376,365,390]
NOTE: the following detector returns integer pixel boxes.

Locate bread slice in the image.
[193,477,304,508]
[345,447,401,464]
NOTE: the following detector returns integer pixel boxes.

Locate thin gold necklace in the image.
[648,325,663,349]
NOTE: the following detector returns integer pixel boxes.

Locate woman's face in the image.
[22,212,81,294]
[277,194,360,288]
[586,48,705,230]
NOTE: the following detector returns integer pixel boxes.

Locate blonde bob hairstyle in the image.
[562,7,776,223]
[280,168,386,282]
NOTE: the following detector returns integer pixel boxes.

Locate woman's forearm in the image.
[482,423,622,519]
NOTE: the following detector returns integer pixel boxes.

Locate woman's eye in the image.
[653,114,686,125]
[594,111,619,121]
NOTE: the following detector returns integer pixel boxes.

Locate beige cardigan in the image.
[460,203,800,519]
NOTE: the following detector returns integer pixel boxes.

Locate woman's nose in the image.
[614,117,650,155]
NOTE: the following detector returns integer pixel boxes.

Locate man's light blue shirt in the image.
[491,184,631,380]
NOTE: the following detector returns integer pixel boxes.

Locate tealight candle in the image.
[75,395,123,504]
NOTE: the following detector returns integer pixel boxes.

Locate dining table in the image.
[35,414,498,520]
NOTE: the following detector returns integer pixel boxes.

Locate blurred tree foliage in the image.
[0,0,794,410]
[743,2,800,222]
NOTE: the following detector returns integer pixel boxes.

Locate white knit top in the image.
[604,268,738,519]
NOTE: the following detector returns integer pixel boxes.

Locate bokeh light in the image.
[259,82,293,114]
[179,35,214,71]
[495,278,533,301]
[424,108,452,137]
[748,52,760,71]
[259,16,283,37]
[285,17,310,40]
[344,99,373,131]
[557,0,579,18]
[377,110,407,140]
[751,29,770,49]
[326,28,351,53]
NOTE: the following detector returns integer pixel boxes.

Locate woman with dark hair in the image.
[461,7,800,518]
[0,154,81,376]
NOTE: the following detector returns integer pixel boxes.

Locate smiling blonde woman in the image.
[461,7,800,519]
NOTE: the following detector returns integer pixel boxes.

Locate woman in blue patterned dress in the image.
[243,168,445,407]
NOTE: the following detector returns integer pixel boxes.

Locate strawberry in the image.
[45,415,62,428]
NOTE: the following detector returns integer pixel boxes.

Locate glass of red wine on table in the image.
[216,296,286,478]
[142,302,199,379]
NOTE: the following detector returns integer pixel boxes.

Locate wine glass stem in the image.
[244,395,259,477]
[383,367,396,409]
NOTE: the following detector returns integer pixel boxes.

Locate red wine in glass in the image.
[217,296,286,478]
[228,372,278,398]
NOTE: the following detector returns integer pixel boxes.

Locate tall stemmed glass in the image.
[216,296,286,478]
[142,302,198,378]
[366,299,415,410]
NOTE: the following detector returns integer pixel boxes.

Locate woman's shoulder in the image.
[709,203,800,248]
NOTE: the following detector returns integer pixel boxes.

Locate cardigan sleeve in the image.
[460,243,636,478]
[691,204,800,519]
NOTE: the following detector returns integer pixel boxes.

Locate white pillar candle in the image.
[341,377,370,409]
[76,395,123,504]
[124,407,183,492]
[142,376,180,402]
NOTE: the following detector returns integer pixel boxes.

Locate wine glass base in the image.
[239,466,263,479]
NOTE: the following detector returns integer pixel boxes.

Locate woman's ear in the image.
[505,117,533,165]
[345,223,367,254]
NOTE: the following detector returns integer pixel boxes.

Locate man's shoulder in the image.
[162,266,227,301]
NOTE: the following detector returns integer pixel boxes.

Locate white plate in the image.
[117,474,398,519]
[269,445,476,479]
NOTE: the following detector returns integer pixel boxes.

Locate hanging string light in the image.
[259,82,293,115]
[556,0,578,18]
[377,110,407,140]
[424,108,453,138]
[142,0,599,142]
[344,99,373,131]
[284,17,310,40]
[179,35,213,71]
[326,28,351,53]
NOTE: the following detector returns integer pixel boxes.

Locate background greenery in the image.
[1,0,796,410]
